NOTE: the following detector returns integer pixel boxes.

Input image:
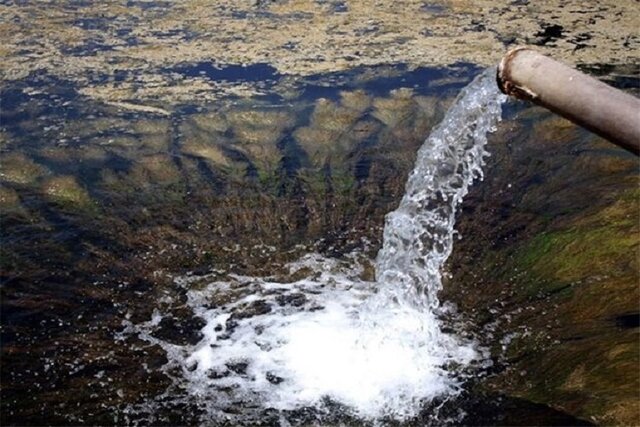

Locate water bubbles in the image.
[123,68,506,425]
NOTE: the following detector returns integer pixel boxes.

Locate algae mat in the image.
[1,0,638,107]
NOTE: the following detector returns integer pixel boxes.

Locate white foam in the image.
[263,292,476,418]
[123,68,505,424]
[122,255,478,421]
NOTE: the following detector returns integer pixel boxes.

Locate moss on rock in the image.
[0,153,49,185]
[41,175,94,209]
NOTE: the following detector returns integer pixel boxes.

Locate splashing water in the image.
[374,67,507,311]
[121,68,506,424]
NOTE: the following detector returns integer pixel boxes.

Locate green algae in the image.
[510,330,640,425]
[514,228,636,294]
[513,188,639,296]
[3,0,639,109]
[442,103,640,426]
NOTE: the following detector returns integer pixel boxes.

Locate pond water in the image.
[116,68,505,425]
[0,59,475,424]
[1,55,637,425]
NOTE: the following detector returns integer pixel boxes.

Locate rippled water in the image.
[119,69,505,425]
[3,54,636,425]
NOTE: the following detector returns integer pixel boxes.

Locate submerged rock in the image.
[294,97,364,167]
[190,111,230,134]
[0,131,9,147]
[64,117,130,139]
[275,292,307,307]
[413,95,441,136]
[339,89,372,113]
[151,316,206,346]
[0,186,20,207]
[227,108,295,174]
[129,154,183,188]
[183,142,233,170]
[94,135,143,159]
[180,121,232,168]
[41,175,94,208]
[131,119,172,152]
[226,109,295,131]
[309,98,362,132]
[0,153,48,185]
[37,145,109,164]
[0,186,25,216]
[372,88,417,128]
[231,299,272,320]
[532,115,581,148]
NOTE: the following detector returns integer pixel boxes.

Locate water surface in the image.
[1,56,638,425]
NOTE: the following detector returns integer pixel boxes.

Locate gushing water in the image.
[121,68,506,424]
[375,67,507,310]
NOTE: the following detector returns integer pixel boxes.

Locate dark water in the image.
[1,60,638,425]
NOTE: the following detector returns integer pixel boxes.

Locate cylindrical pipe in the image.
[497,47,640,155]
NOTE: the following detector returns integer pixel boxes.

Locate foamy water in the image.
[121,68,506,424]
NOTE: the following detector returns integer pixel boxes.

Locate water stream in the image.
[122,68,506,425]
[374,67,507,309]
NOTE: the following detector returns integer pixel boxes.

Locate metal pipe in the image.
[497,47,640,155]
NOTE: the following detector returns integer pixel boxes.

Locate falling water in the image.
[122,68,506,424]
[374,67,507,310]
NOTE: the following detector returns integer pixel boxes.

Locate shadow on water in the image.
[172,62,281,83]
[433,393,595,426]
[614,313,640,329]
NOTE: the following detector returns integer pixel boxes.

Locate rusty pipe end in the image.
[497,47,539,101]
[496,47,640,155]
